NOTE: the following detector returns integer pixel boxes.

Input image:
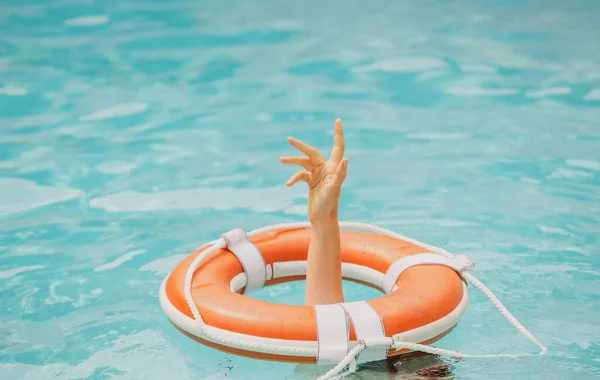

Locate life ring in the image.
[160,225,473,365]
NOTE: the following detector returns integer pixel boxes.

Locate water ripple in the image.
[1,0,599,379]
[89,186,306,213]
[0,178,84,217]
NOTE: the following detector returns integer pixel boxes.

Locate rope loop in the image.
[316,343,365,380]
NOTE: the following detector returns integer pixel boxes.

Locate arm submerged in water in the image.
[280,118,348,305]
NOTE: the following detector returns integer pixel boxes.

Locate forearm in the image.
[281,118,347,305]
[305,217,344,305]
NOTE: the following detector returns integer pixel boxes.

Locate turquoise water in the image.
[1,0,600,379]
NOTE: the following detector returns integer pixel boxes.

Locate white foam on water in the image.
[283,204,307,216]
[546,168,594,179]
[80,102,148,121]
[520,177,540,184]
[0,178,84,216]
[445,86,519,96]
[374,218,478,227]
[0,330,193,379]
[406,133,471,140]
[566,159,600,171]
[96,161,138,174]
[94,250,147,272]
[89,186,306,213]
[45,281,73,305]
[459,64,497,73]
[583,88,600,101]
[416,70,446,81]
[525,87,571,98]
[0,265,44,279]
[255,112,272,122]
[139,254,188,275]
[354,56,447,73]
[0,86,28,96]
[539,225,570,236]
[64,15,110,27]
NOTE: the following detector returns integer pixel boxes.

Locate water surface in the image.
[1,0,599,379]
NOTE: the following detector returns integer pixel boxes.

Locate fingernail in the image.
[342,159,348,168]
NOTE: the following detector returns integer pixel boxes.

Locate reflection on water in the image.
[293,352,455,380]
[356,353,455,380]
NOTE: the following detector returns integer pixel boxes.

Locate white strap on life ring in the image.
[314,301,392,364]
[340,301,391,362]
[314,304,349,364]
[221,228,267,294]
[382,253,474,294]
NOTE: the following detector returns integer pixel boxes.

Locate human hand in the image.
[280,118,348,223]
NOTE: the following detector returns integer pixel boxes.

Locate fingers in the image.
[287,137,326,166]
[329,118,345,164]
[286,171,311,187]
[279,156,315,171]
[332,158,349,187]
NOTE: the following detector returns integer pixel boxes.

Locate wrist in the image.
[310,215,339,229]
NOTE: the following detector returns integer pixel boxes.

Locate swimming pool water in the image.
[1,0,599,379]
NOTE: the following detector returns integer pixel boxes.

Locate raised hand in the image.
[280,118,348,222]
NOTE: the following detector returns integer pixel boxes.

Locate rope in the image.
[182,221,547,379]
[184,222,310,325]
[183,222,318,356]
[461,272,547,356]
[316,343,365,380]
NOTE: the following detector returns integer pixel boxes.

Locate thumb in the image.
[332,158,348,187]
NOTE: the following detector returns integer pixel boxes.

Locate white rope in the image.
[182,221,547,379]
[460,272,547,356]
[316,343,365,380]
[184,222,310,325]
[183,222,317,356]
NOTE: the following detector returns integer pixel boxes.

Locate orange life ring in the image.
[160,227,469,364]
